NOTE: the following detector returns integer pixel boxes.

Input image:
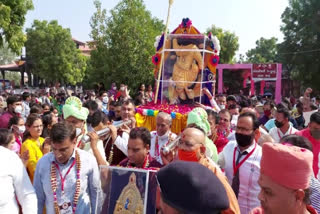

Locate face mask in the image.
[275,120,284,128]
[75,128,82,137]
[102,96,109,104]
[178,149,199,162]
[264,110,271,117]
[219,104,225,110]
[120,86,125,91]
[310,129,320,140]
[112,87,117,90]
[55,114,59,117]
[235,132,254,147]
[18,126,26,134]
[14,105,23,114]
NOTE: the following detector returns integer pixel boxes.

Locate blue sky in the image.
[25,0,289,58]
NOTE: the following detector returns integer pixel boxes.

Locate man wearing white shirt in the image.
[0,146,37,214]
[219,112,262,214]
[269,107,297,143]
[150,112,177,165]
[109,99,136,163]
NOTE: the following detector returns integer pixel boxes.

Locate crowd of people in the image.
[0,82,319,214]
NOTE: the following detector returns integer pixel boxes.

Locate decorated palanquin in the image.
[152,18,220,105]
[135,104,193,134]
[136,18,220,133]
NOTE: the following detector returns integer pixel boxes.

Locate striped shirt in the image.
[310,176,320,213]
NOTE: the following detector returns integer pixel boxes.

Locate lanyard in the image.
[277,127,292,139]
[53,159,76,194]
[233,143,257,176]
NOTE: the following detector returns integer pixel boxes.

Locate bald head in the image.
[182,127,206,146]
[178,127,207,161]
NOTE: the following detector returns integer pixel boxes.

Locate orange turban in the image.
[261,142,313,189]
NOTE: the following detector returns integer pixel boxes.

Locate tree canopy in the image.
[279,0,320,89]
[25,20,87,85]
[0,0,33,54]
[246,37,278,63]
[86,0,164,91]
[0,41,17,65]
[206,25,239,64]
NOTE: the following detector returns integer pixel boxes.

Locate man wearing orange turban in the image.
[250,143,318,214]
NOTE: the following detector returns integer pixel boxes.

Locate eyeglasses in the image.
[236,126,253,132]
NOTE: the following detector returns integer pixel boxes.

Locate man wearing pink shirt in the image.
[296,111,320,177]
[0,96,22,128]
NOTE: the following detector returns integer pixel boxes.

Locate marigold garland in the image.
[51,150,81,214]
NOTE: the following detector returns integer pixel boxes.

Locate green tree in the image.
[0,41,17,64]
[5,71,20,84]
[0,0,33,54]
[246,37,278,63]
[237,54,247,64]
[87,0,164,92]
[280,0,320,89]
[83,0,109,87]
[25,20,87,85]
[206,25,239,64]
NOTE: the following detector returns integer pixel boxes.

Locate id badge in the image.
[59,194,72,214]
[59,201,72,214]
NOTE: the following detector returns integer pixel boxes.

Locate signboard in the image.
[252,64,278,81]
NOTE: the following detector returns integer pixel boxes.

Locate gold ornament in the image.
[114,173,144,214]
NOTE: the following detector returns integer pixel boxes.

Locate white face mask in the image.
[120,86,125,91]
[18,126,26,134]
[75,128,82,137]
[14,105,23,114]
[102,96,109,104]
[219,104,225,110]
[112,87,117,90]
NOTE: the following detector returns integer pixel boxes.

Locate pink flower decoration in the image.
[179,18,192,28]
[209,55,220,66]
[152,53,161,65]
[186,20,192,27]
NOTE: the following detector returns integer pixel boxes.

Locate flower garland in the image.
[51,150,81,214]
[108,144,114,164]
[126,154,150,169]
[155,132,172,159]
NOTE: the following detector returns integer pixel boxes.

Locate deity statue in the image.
[168,38,203,104]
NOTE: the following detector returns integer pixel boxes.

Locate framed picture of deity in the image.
[99,166,158,214]
[152,18,220,105]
